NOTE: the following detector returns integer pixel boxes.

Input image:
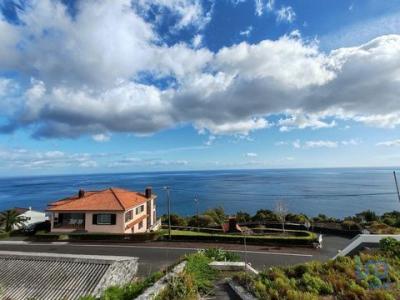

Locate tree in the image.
[274,200,288,233]
[188,214,215,228]
[0,209,26,232]
[204,207,226,226]
[251,209,276,222]
[236,211,251,223]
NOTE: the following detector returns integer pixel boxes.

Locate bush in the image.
[184,252,216,295]
[236,211,251,223]
[380,237,400,257]
[162,214,188,227]
[187,215,215,228]
[200,248,240,262]
[300,273,334,295]
[158,272,197,300]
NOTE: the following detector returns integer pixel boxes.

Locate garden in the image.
[232,237,400,299]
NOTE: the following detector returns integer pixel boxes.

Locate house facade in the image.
[46,187,158,234]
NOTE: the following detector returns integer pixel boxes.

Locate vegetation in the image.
[234,237,400,299]
[0,209,26,232]
[79,271,164,300]
[166,229,317,246]
[158,248,239,299]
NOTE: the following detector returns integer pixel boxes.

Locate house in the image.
[46,187,158,234]
[12,207,47,230]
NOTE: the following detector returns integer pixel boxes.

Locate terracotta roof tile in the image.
[47,188,152,212]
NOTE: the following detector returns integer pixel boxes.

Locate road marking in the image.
[0,241,313,257]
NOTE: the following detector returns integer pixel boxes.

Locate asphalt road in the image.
[0,235,350,277]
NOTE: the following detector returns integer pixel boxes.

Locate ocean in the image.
[0,168,399,218]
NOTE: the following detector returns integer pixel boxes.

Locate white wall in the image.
[15,209,47,229]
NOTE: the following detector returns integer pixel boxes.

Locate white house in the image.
[13,207,47,229]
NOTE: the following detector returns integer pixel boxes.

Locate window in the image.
[135,205,144,215]
[125,210,133,222]
[92,213,116,225]
[139,220,143,229]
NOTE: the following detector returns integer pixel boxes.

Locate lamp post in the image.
[164,186,171,240]
[194,196,199,232]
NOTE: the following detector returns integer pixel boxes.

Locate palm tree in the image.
[0,209,26,232]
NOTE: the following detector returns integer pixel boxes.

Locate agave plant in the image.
[0,209,26,232]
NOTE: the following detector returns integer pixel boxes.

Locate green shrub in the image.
[184,252,216,295]
[158,272,197,300]
[380,237,400,257]
[200,248,240,262]
[300,273,334,295]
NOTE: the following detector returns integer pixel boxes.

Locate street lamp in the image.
[194,196,199,232]
[164,186,171,240]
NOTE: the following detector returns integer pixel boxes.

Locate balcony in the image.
[53,213,85,230]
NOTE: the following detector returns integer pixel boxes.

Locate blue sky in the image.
[0,0,400,176]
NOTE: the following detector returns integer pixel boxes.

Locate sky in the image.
[0,0,400,176]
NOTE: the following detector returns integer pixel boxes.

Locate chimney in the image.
[145,187,152,198]
[78,189,85,198]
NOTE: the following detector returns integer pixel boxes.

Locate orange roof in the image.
[47,188,153,212]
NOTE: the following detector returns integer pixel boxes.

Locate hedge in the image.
[164,230,317,247]
[34,231,162,242]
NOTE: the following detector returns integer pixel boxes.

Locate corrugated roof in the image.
[0,251,138,300]
[47,188,151,212]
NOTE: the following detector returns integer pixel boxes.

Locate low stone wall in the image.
[228,279,257,300]
[209,261,259,275]
[135,261,187,300]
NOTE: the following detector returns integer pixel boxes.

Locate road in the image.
[0,235,350,277]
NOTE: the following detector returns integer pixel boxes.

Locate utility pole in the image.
[394,171,400,202]
[164,186,171,240]
[194,196,199,232]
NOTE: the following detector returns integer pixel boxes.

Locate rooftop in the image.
[47,187,154,212]
[0,251,138,300]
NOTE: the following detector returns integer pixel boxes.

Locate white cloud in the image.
[278,112,336,132]
[192,34,203,48]
[240,26,253,37]
[205,135,216,146]
[279,139,358,149]
[92,133,111,142]
[276,6,296,23]
[195,118,270,135]
[1,1,400,139]
[254,0,274,16]
[376,139,400,147]
[303,140,338,149]
[245,152,258,157]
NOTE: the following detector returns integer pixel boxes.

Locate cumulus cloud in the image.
[1,1,400,140]
[135,0,213,31]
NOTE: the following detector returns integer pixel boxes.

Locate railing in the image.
[149,219,162,231]
[334,234,400,259]
[54,221,85,230]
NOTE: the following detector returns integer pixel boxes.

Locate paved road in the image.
[0,235,350,277]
